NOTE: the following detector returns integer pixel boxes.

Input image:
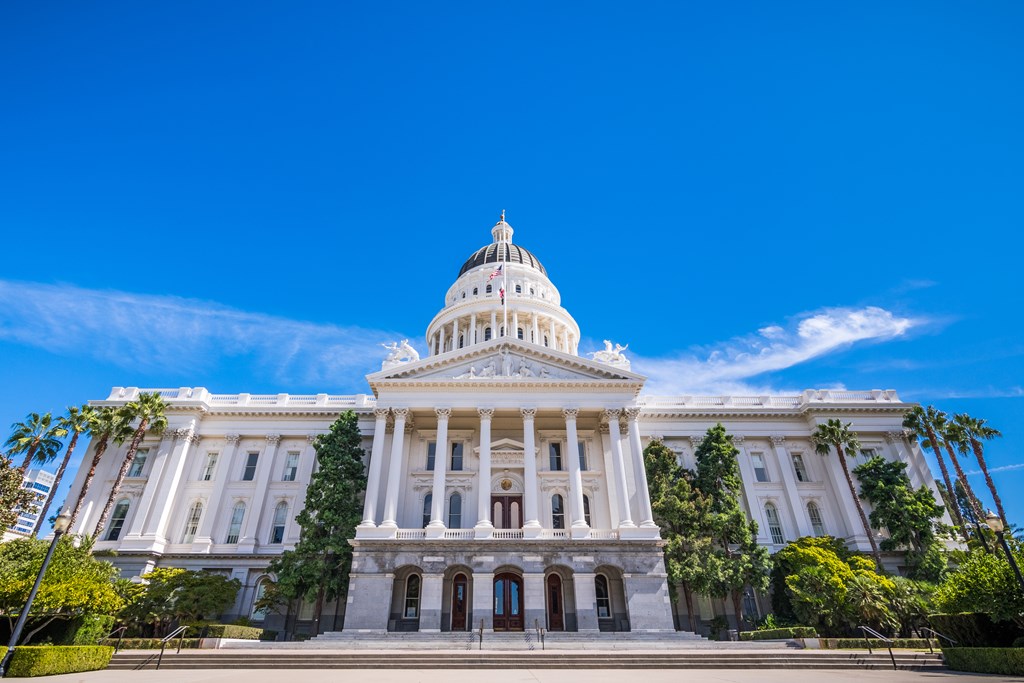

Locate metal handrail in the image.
[478,619,484,651]
[858,625,896,670]
[919,627,957,654]
[103,626,128,653]
[534,619,546,651]
[156,626,188,670]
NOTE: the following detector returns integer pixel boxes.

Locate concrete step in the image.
[108,651,946,671]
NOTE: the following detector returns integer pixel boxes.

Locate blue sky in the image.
[2,2,1022,530]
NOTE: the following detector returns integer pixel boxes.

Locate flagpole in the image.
[501,210,508,338]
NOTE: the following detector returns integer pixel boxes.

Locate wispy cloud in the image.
[966,463,1024,476]
[0,279,413,386]
[632,306,920,395]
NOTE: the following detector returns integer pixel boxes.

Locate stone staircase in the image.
[304,629,713,650]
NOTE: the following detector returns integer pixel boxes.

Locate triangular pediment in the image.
[366,339,645,391]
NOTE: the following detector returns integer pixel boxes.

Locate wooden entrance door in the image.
[491,495,522,529]
[493,573,524,631]
[546,574,564,631]
[451,573,468,631]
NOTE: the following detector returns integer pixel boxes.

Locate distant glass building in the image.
[9,468,55,536]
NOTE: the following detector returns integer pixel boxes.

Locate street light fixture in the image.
[0,510,72,678]
[985,510,1024,595]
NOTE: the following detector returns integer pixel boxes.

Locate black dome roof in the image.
[458,242,547,278]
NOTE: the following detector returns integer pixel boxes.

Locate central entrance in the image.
[493,573,524,631]
[491,495,522,529]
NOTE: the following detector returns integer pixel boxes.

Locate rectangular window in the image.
[791,453,808,483]
[549,443,563,471]
[751,453,769,482]
[450,442,463,471]
[426,442,436,471]
[127,449,148,478]
[861,448,877,459]
[242,452,259,481]
[578,441,587,471]
[202,453,218,481]
[282,452,299,481]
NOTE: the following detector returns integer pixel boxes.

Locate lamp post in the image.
[985,510,1024,595]
[0,510,72,678]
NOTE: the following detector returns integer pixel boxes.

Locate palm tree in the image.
[934,414,988,530]
[68,407,131,530]
[31,405,96,537]
[5,412,68,472]
[903,406,968,542]
[812,418,884,571]
[93,392,168,538]
[950,413,1007,529]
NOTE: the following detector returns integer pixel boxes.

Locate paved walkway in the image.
[37,668,1019,683]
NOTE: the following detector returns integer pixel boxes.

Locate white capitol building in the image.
[64,216,945,636]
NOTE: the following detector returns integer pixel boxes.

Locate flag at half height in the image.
[487,264,503,281]
[500,287,505,303]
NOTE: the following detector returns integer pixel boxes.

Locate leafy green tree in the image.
[812,419,883,570]
[68,407,131,529]
[5,412,68,472]
[259,411,367,633]
[0,535,123,644]
[94,393,168,537]
[31,405,95,537]
[934,542,1024,629]
[692,424,771,634]
[904,406,967,540]
[852,456,947,581]
[644,437,712,631]
[119,567,241,636]
[949,413,1006,529]
[0,453,39,531]
[888,576,935,638]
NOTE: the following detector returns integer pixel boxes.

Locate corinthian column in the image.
[521,408,541,533]
[625,408,657,528]
[605,410,634,528]
[427,408,451,533]
[359,408,391,528]
[475,408,494,532]
[564,408,588,533]
[380,408,408,528]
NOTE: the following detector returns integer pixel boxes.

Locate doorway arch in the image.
[493,572,524,631]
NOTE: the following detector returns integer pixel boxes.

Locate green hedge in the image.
[61,615,116,645]
[739,627,817,640]
[929,613,1024,648]
[822,638,934,649]
[4,646,113,677]
[184,622,272,640]
[98,638,201,650]
[942,648,1024,675]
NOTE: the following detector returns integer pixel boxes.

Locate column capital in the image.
[392,408,410,420]
[885,430,906,443]
[189,433,202,446]
[373,407,391,420]
[598,423,610,434]
[478,408,494,420]
[225,433,240,444]
[624,407,641,421]
[732,435,746,446]
[306,434,317,444]
[602,408,622,423]
[435,408,452,420]
[175,426,194,440]
[266,434,281,445]
[562,408,579,421]
[520,407,537,420]
[688,436,703,449]
[769,435,786,447]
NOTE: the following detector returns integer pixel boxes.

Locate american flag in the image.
[487,264,503,281]
[499,287,505,303]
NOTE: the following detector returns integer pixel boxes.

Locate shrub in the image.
[5,646,113,677]
[184,622,266,640]
[929,613,1024,648]
[821,638,934,649]
[739,627,817,641]
[942,648,1024,675]
[61,614,116,645]
[98,638,201,650]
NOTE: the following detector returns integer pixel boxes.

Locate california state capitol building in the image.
[63,215,947,637]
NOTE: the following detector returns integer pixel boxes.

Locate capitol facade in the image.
[64,217,945,636]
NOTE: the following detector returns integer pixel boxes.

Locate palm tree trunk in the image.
[837,444,883,571]
[923,426,967,541]
[19,441,39,472]
[69,437,110,529]
[942,441,987,526]
[971,437,1008,528]
[31,432,78,537]
[93,421,148,537]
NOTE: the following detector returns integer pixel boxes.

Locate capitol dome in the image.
[457,216,547,277]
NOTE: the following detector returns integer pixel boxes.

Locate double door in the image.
[493,573,523,631]
[491,495,522,529]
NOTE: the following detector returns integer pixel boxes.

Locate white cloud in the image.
[0,279,413,387]
[633,306,918,395]
[966,463,1024,477]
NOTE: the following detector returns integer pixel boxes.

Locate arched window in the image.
[270,501,288,543]
[551,494,565,529]
[486,284,492,294]
[807,502,825,536]
[181,501,203,543]
[515,284,522,294]
[473,287,478,295]
[422,493,433,528]
[461,291,466,299]
[543,335,549,347]
[583,495,592,527]
[517,327,524,340]
[226,502,246,543]
[484,327,492,341]
[530,288,535,295]
[106,499,131,541]
[764,502,785,544]
[458,334,464,348]
[448,493,462,528]
[595,574,611,619]
[404,575,421,619]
